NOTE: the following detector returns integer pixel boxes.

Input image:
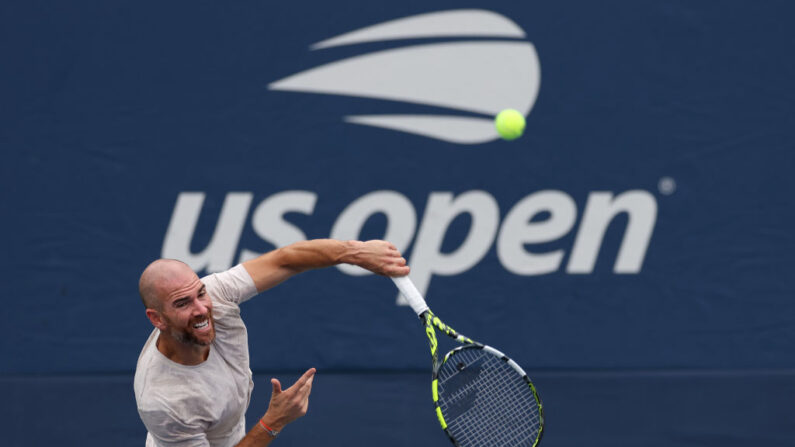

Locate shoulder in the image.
[201,264,258,305]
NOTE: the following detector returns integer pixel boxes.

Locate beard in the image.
[170,327,212,346]
[164,311,215,346]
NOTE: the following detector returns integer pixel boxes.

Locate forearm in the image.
[242,239,361,292]
[274,239,360,272]
[242,239,409,293]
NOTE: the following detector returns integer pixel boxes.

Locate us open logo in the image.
[163,10,660,302]
[268,9,541,144]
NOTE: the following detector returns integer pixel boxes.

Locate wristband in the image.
[259,419,280,438]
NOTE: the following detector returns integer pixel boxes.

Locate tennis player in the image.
[134,239,409,447]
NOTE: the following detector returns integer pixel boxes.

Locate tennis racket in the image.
[391,276,544,447]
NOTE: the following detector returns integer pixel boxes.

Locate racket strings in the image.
[437,349,541,447]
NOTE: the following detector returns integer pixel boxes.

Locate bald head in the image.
[139,259,197,309]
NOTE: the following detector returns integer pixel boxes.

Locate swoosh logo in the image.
[268,9,541,144]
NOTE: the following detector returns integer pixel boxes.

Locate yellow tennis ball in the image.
[494,109,526,141]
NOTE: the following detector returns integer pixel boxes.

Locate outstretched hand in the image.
[349,240,410,277]
[260,368,316,431]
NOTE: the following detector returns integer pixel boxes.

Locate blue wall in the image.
[2,1,794,445]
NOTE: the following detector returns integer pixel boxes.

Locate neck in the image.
[156,332,210,365]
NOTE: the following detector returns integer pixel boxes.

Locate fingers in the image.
[296,374,314,401]
[285,368,316,395]
[386,263,410,277]
[303,371,315,392]
[370,242,408,275]
[299,373,314,413]
[361,240,410,276]
[385,253,410,276]
[271,378,282,395]
[287,369,315,417]
[294,368,316,387]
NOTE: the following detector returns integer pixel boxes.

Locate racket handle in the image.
[391,276,429,316]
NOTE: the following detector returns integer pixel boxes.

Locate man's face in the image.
[157,273,215,346]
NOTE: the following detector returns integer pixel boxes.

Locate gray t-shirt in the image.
[134,265,259,447]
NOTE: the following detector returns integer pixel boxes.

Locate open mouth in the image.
[193,320,211,332]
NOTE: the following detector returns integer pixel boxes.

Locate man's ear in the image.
[146,308,166,330]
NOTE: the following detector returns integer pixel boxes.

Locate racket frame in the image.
[421,309,545,447]
[391,276,544,446]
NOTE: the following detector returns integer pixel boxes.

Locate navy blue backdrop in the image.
[1,1,794,446]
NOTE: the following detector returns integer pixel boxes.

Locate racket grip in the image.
[391,276,429,316]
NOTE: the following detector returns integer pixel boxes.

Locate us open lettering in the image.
[162,189,657,304]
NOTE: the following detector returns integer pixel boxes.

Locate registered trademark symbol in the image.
[658,177,676,195]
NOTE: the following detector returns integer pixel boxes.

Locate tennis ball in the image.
[494,109,526,141]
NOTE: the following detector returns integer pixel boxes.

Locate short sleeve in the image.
[201,264,258,305]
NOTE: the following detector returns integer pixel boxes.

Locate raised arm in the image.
[242,239,410,293]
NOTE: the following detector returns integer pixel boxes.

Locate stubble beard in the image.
[166,311,215,347]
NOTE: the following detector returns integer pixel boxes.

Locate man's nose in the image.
[193,299,209,315]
